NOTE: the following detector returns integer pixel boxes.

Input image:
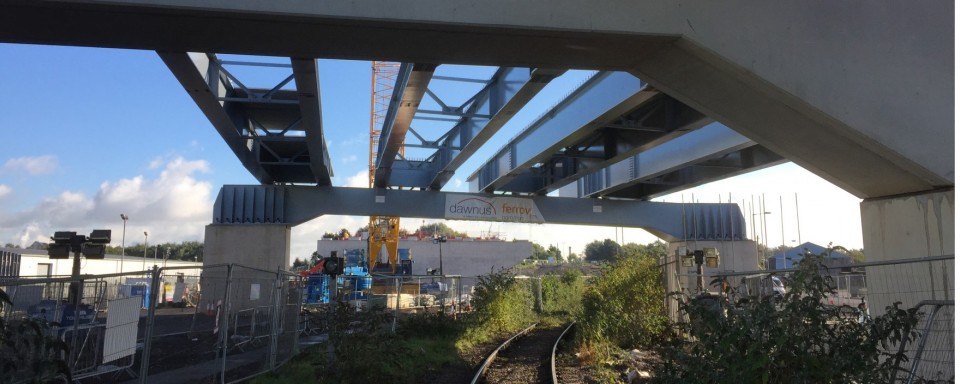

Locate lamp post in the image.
[142,231,148,272]
[433,235,447,276]
[120,213,128,274]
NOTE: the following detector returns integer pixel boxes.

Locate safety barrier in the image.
[0,264,303,384]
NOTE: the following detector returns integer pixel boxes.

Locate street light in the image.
[120,213,128,274]
[142,231,148,272]
[433,235,447,276]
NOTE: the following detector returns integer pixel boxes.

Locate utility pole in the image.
[120,214,128,274]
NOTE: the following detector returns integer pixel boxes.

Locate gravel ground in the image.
[478,324,567,384]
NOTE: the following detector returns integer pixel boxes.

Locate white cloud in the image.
[0,184,10,199]
[2,155,59,175]
[0,156,213,247]
[345,170,369,188]
[341,154,358,163]
[16,222,44,248]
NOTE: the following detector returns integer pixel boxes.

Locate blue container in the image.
[398,248,412,261]
[357,277,373,290]
[344,266,367,276]
[305,274,330,304]
[60,304,95,327]
[130,285,151,309]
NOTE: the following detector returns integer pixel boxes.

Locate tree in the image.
[530,243,549,260]
[846,248,866,263]
[291,257,310,271]
[417,222,466,238]
[546,245,563,262]
[621,241,667,260]
[584,239,621,262]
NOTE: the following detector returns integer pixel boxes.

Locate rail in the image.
[550,321,576,384]
[469,322,538,384]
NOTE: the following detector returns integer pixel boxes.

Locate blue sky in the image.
[0,43,864,262]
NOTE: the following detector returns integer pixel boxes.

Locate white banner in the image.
[444,195,544,223]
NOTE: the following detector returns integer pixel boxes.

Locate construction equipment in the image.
[368,61,403,274]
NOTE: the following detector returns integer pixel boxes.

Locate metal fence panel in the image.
[139,264,226,384]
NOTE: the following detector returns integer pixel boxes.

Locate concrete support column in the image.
[860,190,954,313]
[204,224,291,272]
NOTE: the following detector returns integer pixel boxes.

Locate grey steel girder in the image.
[374,63,437,188]
[467,71,708,194]
[562,123,787,200]
[393,67,565,190]
[493,94,709,194]
[159,52,333,185]
[212,185,746,242]
[291,58,334,186]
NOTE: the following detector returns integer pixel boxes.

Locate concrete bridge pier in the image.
[204,224,291,273]
[860,190,954,313]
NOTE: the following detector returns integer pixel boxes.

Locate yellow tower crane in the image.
[368,61,402,274]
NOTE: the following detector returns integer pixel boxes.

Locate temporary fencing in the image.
[0,264,303,384]
[307,274,464,333]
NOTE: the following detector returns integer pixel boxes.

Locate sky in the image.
[0,43,866,263]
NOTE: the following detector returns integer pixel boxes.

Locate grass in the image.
[251,347,322,384]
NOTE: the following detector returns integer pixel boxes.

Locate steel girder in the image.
[467,71,708,195]
[373,63,436,188]
[392,67,565,190]
[159,52,333,185]
[376,66,563,190]
[212,185,747,241]
[561,123,786,200]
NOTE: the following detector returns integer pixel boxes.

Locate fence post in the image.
[536,277,543,313]
[138,266,161,384]
[219,264,234,384]
[269,268,281,370]
[392,277,400,333]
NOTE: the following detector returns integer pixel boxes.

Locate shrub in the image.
[457,269,534,349]
[653,253,926,384]
[540,269,585,316]
[578,253,667,353]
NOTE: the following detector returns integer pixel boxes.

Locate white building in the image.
[1,247,202,278]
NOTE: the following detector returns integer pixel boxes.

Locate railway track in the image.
[471,322,579,384]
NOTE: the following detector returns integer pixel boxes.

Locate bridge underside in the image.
[1,1,951,274]
[1,1,950,199]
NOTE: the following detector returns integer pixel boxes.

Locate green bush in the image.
[653,253,926,384]
[578,253,667,352]
[457,269,534,350]
[540,269,585,316]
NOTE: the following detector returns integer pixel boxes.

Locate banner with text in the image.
[444,195,545,223]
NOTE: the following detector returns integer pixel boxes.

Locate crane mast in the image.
[368,61,402,273]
